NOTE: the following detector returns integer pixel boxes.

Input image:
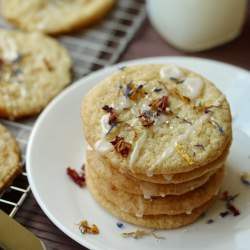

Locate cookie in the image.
[86,149,218,196]
[86,163,223,216]
[0,123,21,191]
[0,29,71,119]
[86,166,218,229]
[1,0,115,35]
[81,64,232,175]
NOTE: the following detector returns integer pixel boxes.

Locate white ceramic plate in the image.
[27,57,250,250]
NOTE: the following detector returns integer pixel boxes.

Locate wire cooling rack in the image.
[0,0,146,217]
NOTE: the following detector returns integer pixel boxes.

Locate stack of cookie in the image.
[81,64,232,229]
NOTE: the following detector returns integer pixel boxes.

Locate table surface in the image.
[14,4,250,250]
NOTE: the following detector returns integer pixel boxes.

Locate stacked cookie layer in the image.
[81,64,232,229]
[0,123,21,191]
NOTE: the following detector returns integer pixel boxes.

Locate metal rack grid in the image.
[0,0,146,217]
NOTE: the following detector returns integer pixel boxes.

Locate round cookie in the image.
[1,0,115,35]
[86,149,218,196]
[81,64,232,175]
[0,30,71,119]
[86,168,218,229]
[86,163,224,216]
[0,123,21,191]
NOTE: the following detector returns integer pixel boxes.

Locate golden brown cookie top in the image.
[1,0,115,34]
[0,29,71,119]
[81,64,232,175]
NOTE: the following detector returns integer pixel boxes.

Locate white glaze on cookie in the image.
[160,65,183,80]
[183,77,204,99]
[130,132,147,168]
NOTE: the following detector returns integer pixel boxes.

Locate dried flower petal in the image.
[175,143,194,165]
[221,191,240,216]
[121,229,165,239]
[169,89,190,104]
[12,54,23,64]
[102,105,117,125]
[226,203,240,216]
[221,191,239,202]
[78,220,99,234]
[194,144,205,150]
[206,219,214,224]
[138,111,154,127]
[194,103,222,112]
[105,122,117,136]
[110,136,131,157]
[183,118,192,125]
[66,166,85,187]
[152,87,162,92]
[125,82,144,100]
[118,83,123,96]
[12,67,23,76]
[102,105,113,113]
[210,118,224,134]
[170,77,184,84]
[204,109,213,114]
[118,66,126,71]
[149,95,169,113]
[220,211,229,218]
[240,172,250,186]
[43,58,54,71]
[116,222,124,228]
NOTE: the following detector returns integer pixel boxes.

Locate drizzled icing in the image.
[163,173,174,181]
[87,144,93,151]
[94,138,113,155]
[100,114,110,134]
[139,181,164,199]
[129,132,147,168]
[183,77,204,99]
[0,37,18,61]
[112,96,133,113]
[160,65,183,80]
[147,147,175,177]
[186,209,193,215]
[136,196,144,217]
[154,114,169,126]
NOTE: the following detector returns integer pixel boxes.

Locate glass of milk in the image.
[146,0,248,52]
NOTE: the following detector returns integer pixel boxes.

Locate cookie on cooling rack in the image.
[0,29,71,120]
[0,123,21,191]
[1,0,115,35]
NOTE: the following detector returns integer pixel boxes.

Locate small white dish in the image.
[27,57,250,250]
